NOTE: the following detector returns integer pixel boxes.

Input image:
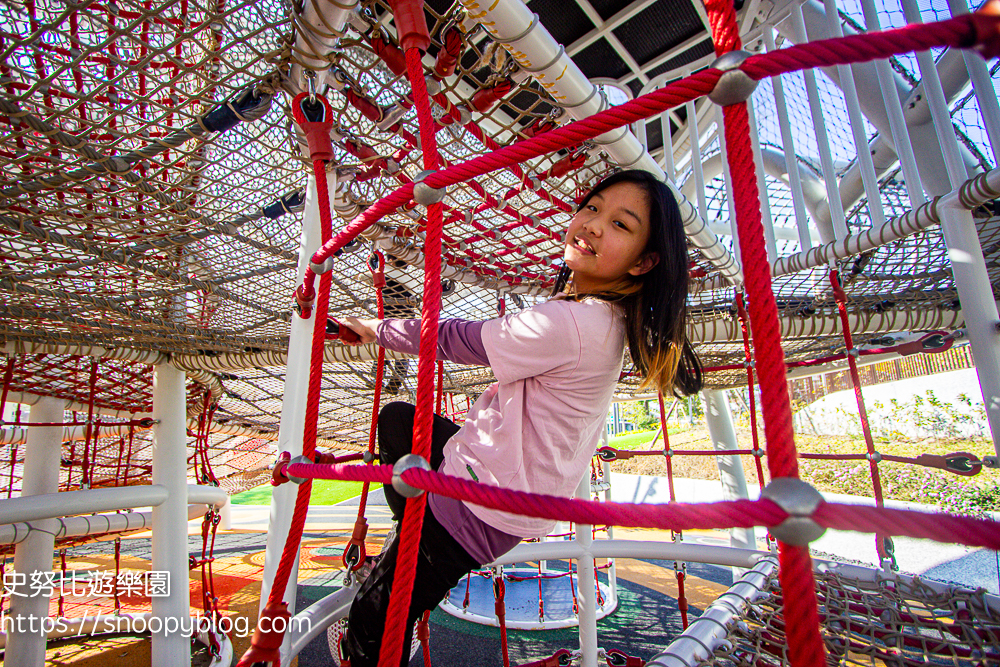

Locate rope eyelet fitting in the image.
[291,91,335,162]
[272,452,311,486]
[412,170,447,206]
[596,447,618,462]
[362,451,375,464]
[295,284,316,320]
[944,452,982,476]
[707,50,758,107]
[343,517,369,571]
[761,477,826,546]
[271,451,292,486]
[391,453,432,498]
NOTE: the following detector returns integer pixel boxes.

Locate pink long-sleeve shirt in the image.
[377,297,624,545]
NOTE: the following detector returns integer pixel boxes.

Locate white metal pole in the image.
[217,496,232,530]
[660,93,677,181]
[746,91,779,263]
[823,0,886,231]
[601,457,618,608]
[686,99,709,222]
[151,361,191,667]
[948,0,1000,166]
[574,473,597,667]
[858,0,926,206]
[258,170,333,661]
[900,0,1000,455]
[764,27,813,249]
[6,396,64,667]
[793,3,848,242]
[716,104,741,267]
[702,389,756,564]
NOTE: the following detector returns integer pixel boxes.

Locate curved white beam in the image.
[0,485,169,526]
[0,504,209,546]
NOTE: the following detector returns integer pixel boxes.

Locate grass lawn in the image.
[231,479,367,505]
[607,426,690,450]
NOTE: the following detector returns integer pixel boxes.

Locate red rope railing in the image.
[282,461,1000,550]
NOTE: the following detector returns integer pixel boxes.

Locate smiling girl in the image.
[337,168,703,667]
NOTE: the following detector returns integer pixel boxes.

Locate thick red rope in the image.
[283,460,1000,550]
[703,0,826,663]
[377,45,447,667]
[237,151,334,667]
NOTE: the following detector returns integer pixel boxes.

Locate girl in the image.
[339,168,702,666]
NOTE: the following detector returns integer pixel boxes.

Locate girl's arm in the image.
[341,316,489,366]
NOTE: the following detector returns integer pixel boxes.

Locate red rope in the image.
[378,45,446,667]
[343,252,386,572]
[0,356,14,423]
[285,459,1000,549]
[494,572,511,667]
[735,292,767,494]
[739,10,998,82]
[703,0,826,661]
[830,269,890,563]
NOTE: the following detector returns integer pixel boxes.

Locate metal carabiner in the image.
[305,69,317,103]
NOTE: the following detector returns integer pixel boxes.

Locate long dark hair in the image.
[552,169,702,397]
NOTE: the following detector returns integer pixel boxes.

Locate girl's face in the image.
[563,181,658,294]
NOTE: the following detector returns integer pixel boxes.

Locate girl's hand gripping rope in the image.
[340,316,381,345]
[326,318,363,344]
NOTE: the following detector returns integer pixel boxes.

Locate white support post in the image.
[716,104,741,267]
[686,99,708,222]
[151,362,191,667]
[601,457,618,608]
[948,0,1000,166]
[764,27,813,250]
[822,0,886,232]
[6,396,64,667]
[660,93,676,181]
[900,0,1000,456]
[574,473,597,667]
[858,0,926,207]
[702,389,756,565]
[218,497,232,530]
[793,4,848,242]
[258,170,334,661]
[746,92,778,263]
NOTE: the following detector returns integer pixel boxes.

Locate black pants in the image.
[343,402,481,667]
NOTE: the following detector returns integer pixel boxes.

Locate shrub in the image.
[799,459,998,518]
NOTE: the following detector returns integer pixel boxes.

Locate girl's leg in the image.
[342,503,479,667]
[376,401,459,521]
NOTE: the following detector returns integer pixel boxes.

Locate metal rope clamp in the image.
[761,477,826,545]
[707,50,758,107]
[391,453,432,498]
[309,256,334,274]
[412,170,447,206]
